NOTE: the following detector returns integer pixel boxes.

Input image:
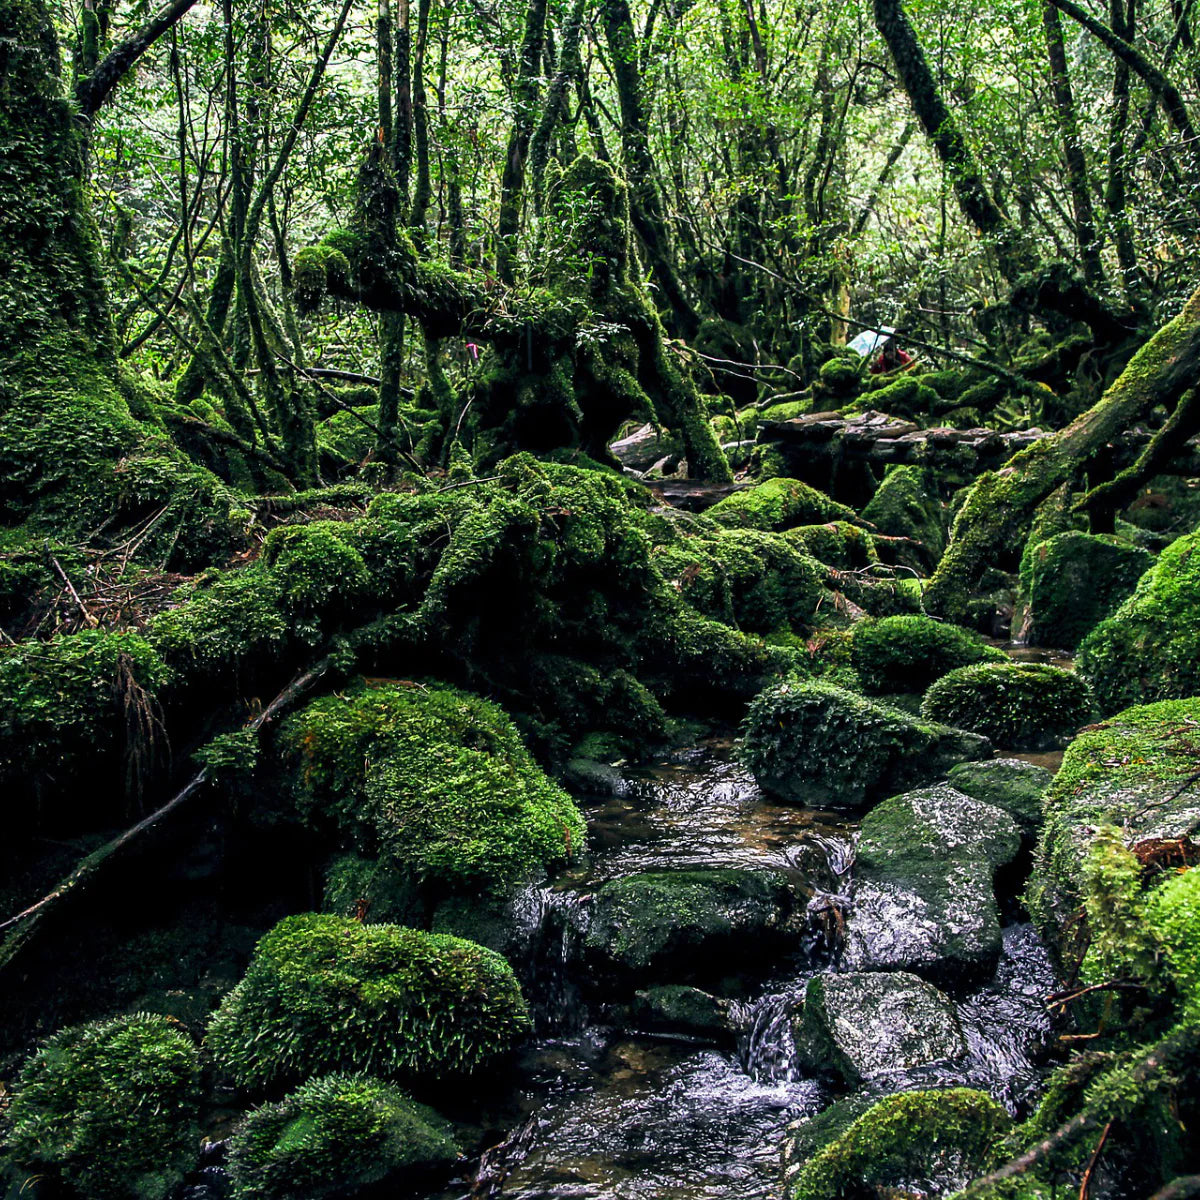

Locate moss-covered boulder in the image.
[706,477,854,532]
[740,680,990,810]
[1148,867,1200,1017]
[280,682,585,894]
[849,614,1007,695]
[860,464,947,572]
[785,521,878,570]
[946,757,1053,841]
[781,1089,1009,1200]
[921,662,1093,750]
[4,1013,200,1200]
[631,985,731,1040]
[844,783,1021,983]
[583,868,797,980]
[205,914,530,1092]
[792,971,966,1084]
[1027,698,1200,940]
[1077,528,1200,714]
[814,356,863,401]
[1021,531,1152,649]
[227,1073,458,1200]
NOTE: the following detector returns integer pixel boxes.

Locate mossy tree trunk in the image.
[925,284,1200,620]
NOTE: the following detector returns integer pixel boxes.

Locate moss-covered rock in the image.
[205,914,530,1092]
[792,971,966,1084]
[921,661,1093,750]
[583,868,797,980]
[815,356,863,400]
[849,614,1007,695]
[740,680,990,809]
[1077,528,1200,713]
[1147,867,1200,1017]
[706,477,854,532]
[1022,531,1152,649]
[781,1089,1009,1200]
[784,521,878,570]
[844,783,1021,983]
[860,464,947,573]
[946,757,1053,841]
[4,1013,200,1200]
[227,1073,458,1200]
[1027,698,1200,940]
[280,681,585,894]
[0,628,170,832]
[631,985,731,1040]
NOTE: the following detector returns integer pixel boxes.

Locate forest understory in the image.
[1,0,1200,1194]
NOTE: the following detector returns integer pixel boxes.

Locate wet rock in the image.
[792,971,966,1084]
[583,868,798,980]
[843,784,1021,985]
[741,680,991,810]
[947,757,1053,840]
[631,985,732,1041]
[562,756,632,797]
[781,1088,1010,1200]
[610,422,681,471]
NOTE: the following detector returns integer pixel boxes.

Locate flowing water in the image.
[424,741,1059,1200]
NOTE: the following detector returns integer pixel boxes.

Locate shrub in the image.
[280,681,585,893]
[227,1073,458,1200]
[849,614,1006,694]
[205,914,530,1091]
[5,1013,200,1200]
[921,661,1092,749]
[1077,529,1200,713]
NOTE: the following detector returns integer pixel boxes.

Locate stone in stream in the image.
[842,784,1021,986]
[583,867,798,981]
[631,985,732,1041]
[791,970,966,1084]
[740,680,991,810]
[947,757,1053,841]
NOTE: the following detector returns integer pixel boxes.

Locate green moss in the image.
[205,913,530,1091]
[785,521,878,570]
[261,521,372,625]
[0,628,169,830]
[1027,697,1200,935]
[5,1013,200,1200]
[1077,528,1200,713]
[706,477,854,532]
[227,1073,458,1200]
[1022,531,1152,649]
[921,662,1093,749]
[861,464,947,572]
[850,614,1006,694]
[1147,867,1200,1016]
[788,1089,1009,1200]
[280,681,585,893]
[740,678,989,808]
[815,357,862,399]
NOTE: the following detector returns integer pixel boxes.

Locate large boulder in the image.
[1021,531,1152,650]
[706,476,854,532]
[1028,697,1200,942]
[843,784,1021,984]
[205,914,530,1092]
[921,661,1093,750]
[860,465,947,573]
[583,868,798,980]
[741,680,990,809]
[792,971,966,1084]
[1077,528,1200,714]
[947,757,1053,841]
[780,1089,1010,1200]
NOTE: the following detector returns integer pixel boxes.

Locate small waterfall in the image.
[732,985,806,1084]
[507,884,591,1033]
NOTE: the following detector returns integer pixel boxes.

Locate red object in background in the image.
[870,346,912,374]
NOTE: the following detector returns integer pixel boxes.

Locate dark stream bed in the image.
[418,743,1058,1200]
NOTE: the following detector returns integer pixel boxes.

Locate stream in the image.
[424,741,1058,1200]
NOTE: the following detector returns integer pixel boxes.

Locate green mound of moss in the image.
[706,477,854,532]
[784,1088,1008,1200]
[921,661,1092,749]
[1022,531,1152,650]
[227,1073,458,1200]
[4,1013,200,1200]
[850,614,1006,694]
[860,464,946,572]
[281,681,584,893]
[1077,528,1200,713]
[205,914,530,1092]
